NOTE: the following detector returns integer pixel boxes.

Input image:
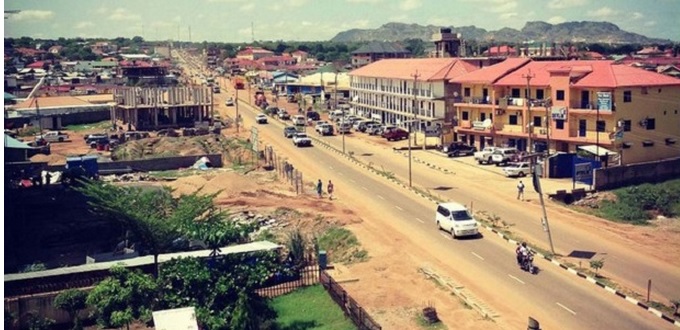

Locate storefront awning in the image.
[577,145,617,156]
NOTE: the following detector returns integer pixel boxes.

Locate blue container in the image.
[66,155,99,178]
[318,250,328,270]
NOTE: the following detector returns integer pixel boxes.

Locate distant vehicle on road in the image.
[435,202,479,239]
[382,128,409,141]
[292,133,312,147]
[474,146,498,165]
[315,123,334,136]
[225,98,235,106]
[278,110,290,120]
[503,162,532,177]
[283,126,297,138]
[442,142,477,157]
[306,111,320,121]
[256,114,268,124]
[292,115,306,126]
[36,131,69,143]
[337,122,352,134]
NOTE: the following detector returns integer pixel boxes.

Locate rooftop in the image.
[351,41,410,55]
[451,58,530,84]
[15,94,114,110]
[350,58,478,81]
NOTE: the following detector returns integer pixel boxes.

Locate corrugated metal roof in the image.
[349,58,478,81]
[450,58,530,84]
[4,135,34,150]
[4,241,281,281]
[351,41,410,55]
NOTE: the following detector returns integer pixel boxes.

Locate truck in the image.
[35,131,69,143]
[292,132,312,147]
[473,146,498,165]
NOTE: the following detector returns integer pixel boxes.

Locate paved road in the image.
[176,52,674,329]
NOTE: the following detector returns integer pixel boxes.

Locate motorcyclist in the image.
[516,242,528,265]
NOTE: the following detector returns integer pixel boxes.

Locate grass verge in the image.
[316,227,369,264]
[270,285,356,330]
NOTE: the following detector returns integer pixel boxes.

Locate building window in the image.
[624,91,632,102]
[646,118,655,130]
[464,87,471,97]
[511,88,520,98]
[556,90,565,101]
[642,140,654,147]
[623,120,631,131]
[509,115,518,125]
[641,87,648,95]
[536,89,544,100]
[533,116,542,127]
[462,111,469,120]
[555,119,564,130]
[596,120,606,132]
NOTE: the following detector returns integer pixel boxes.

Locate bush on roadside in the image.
[598,179,680,224]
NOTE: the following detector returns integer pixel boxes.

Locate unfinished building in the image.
[112,86,214,131]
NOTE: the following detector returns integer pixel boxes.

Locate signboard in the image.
[371,113,381,120]
[597,92,612,112]
[551,107,567,120]
[573,158,602,186]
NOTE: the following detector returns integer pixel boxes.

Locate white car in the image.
[35,131,69,143]
[292,133,312,147]
[435,202,479,238]
[503,162,532,177]
[255,114,268,124]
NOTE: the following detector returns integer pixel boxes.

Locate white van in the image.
[292,115,306,126]
[435,202,479,238]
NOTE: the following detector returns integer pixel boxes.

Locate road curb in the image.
[480,224,680,328]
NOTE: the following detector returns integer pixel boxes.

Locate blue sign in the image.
[597,92,612,112]
[573,158,602,186]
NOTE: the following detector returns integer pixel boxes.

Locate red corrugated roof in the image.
[450,58,530,84]
[494,60,680,88]
[27,61,46,69]
[350,58,478,81]
[483,45,516,56]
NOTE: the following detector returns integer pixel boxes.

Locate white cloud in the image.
[587,7,617,18]
[487,1,517,13]
[390,14,409,22]
[75,21,94,29]
[632,12,644,20]
[500,12,518,20]
[399,0,422,11]
[427,17,450,26]
[10,10,54,21]
[301,21,313,26]
[346,0,382,2]
[109,8,141,21]
[547,16,566,24]
[547,0,586,9]
[644,21,657,26]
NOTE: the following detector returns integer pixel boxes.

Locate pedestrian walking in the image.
[316,179,323,198]
[327,180,334,200]
[517,180,525,201]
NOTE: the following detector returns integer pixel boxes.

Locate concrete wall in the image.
[5,289,94,329]
[47,154,223,172]
[594,156,680,190]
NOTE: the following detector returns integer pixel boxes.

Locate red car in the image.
[382,128,409,141]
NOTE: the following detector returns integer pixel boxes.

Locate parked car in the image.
[442,142,477,157]
[225,98,235,106]
[256,113,268,124]
[356,120,379,133]
[365,123,383,136]
[306,111,320,121]
[503,162,532,177]
[474,147,498,165]
[382,128,409,141]
[264,107,280,117]
[86,134,110,148]
[491,147,519,166]
[283,126,298,138]
[435,202,479,238]
[124,131,151,140]
[278,110,291,120]
[337,122,352,134]
[36,131,69,143]
[316,123,334,136]
[292,132,312,147]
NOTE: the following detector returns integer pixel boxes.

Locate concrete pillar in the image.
[154,107,158,127]
[172,107,177,124]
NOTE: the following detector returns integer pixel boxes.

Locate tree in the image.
[53,289,87,330]
[589,259,605,277]
[78,182,179,277]
[87,266,157,330]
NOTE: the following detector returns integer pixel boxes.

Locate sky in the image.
[4,0,679,42]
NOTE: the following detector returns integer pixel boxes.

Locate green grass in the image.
[316,227,369,264]
[64,120,112,132]
[270,285,356,330]
[415,314,448,329]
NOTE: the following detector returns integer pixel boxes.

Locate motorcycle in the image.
[520,252,536,274]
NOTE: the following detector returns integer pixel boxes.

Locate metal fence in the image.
[320,271,382,330]
[262,145,304,194]
[256,264,320,298]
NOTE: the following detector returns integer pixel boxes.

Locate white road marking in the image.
[556,302,577,315]
[471,252,485,261]
[508,274,525,284]
[329,166,334,170]
[440,233,452,240]
[377,195,385,200]
[338,172,344,176]
[350,179,356,183]
[395,206,403,211]
[415,217,425,224]
[362,186,368,191]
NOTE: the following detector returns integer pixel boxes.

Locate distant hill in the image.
[331,21,671,44]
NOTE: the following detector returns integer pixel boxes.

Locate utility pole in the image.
[522,69,535,153]
[408,70,421,187]
[235,87,240,133]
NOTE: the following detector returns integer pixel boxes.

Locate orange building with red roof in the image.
[451,59,680,164]
[349,58,478,141]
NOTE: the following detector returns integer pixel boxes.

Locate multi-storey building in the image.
[451,59,680,164]
[350,42,411,69]
[349,58,478,132]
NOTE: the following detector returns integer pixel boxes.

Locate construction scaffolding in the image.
[112,86,214,131]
